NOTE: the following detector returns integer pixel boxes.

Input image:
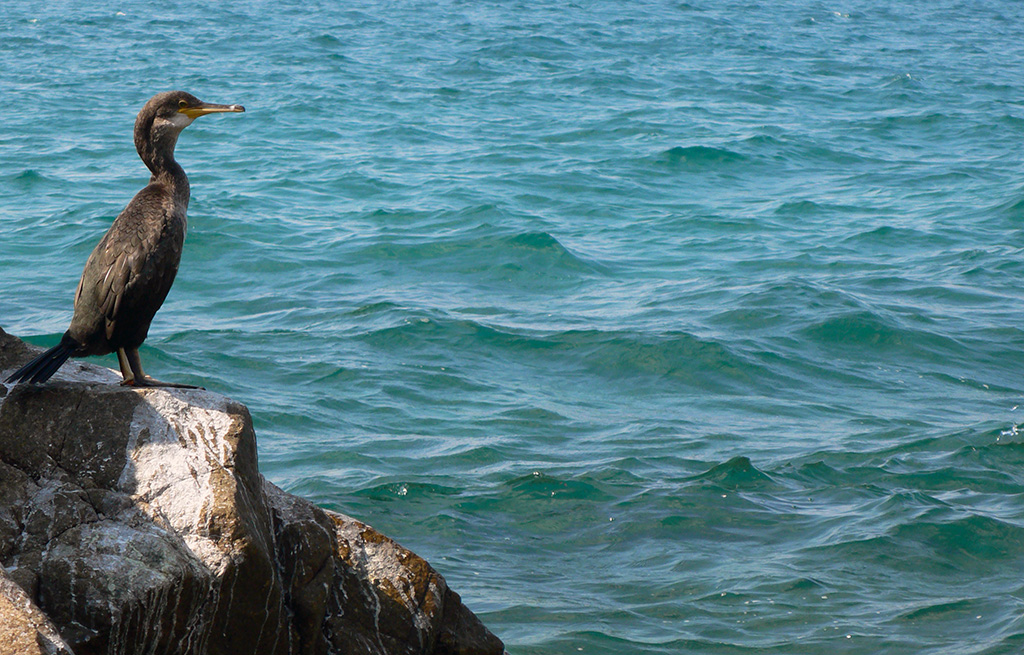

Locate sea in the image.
[3,1,1024,653]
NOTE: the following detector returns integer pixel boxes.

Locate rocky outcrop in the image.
[0,328,503,655]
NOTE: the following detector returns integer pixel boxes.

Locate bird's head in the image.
[134,91,244,172]
[143,90,245,129]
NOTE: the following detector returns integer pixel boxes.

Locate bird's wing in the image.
[76,188,169,341]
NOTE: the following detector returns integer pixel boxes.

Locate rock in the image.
[0,327,503,655]
[0,568,73,655]
[323,511,502,655]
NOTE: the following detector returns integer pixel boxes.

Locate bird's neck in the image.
[149,159,190,204]
[139,130,191,207]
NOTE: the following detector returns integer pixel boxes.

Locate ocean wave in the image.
[992,192,1024,218]
[818,514,1024,569]
[505,471,614,501]
[350,229,609,277]
[840,224,936,246]
[7,169,59,189]
[690,456,779,491]
[893,597,993,626]
[356,319,789,394]
[798,310,960,354]
[656,145,748,169]
[353,480,461,501]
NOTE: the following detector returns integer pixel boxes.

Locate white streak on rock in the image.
[119,390,238,574]
[331,514,441,645]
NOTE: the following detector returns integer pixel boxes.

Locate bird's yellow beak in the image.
[179,102,245,119]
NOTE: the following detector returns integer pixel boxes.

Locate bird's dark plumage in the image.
[6,91,244,387]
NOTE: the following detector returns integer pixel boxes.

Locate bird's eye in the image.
[178,99,188,109]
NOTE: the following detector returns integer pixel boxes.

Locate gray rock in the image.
[0,327,503,655]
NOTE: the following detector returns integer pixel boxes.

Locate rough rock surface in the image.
[0,568,73,655]
[0,327,503,655]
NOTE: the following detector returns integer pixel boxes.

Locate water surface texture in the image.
[4,1,1024,652]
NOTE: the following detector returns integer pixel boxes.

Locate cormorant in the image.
[6,91,244,387]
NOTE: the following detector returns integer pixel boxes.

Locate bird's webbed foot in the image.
[116,348,205,390]
[120,376,205,390]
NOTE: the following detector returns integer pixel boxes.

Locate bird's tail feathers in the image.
[5,334,79,385]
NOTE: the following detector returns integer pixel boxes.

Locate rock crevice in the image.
[0,328,502,655]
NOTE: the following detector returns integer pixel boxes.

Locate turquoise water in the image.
[4,1,1024,652]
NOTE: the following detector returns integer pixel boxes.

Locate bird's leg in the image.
[117,348,134,382]
[120,347,204,389]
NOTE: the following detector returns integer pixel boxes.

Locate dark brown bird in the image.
[6,91,244,387]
